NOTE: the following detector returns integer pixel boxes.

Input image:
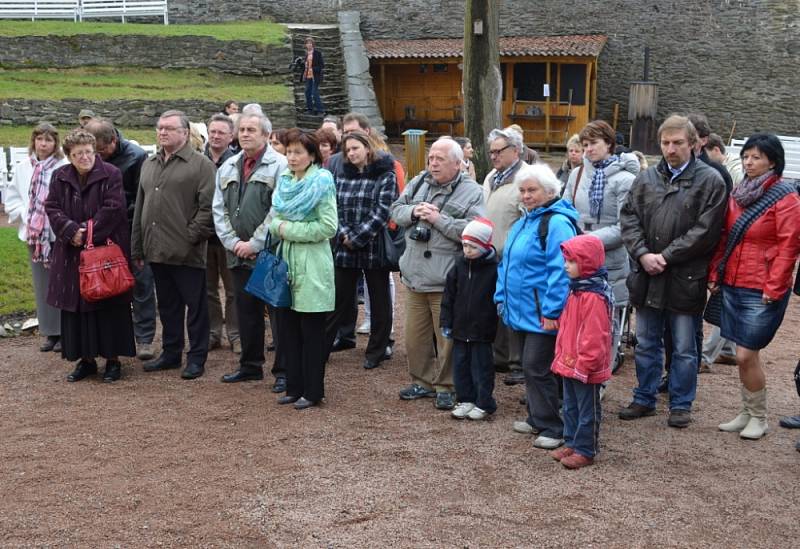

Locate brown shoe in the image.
[618,402,656,420]
[561,453,594,469]
[551,447,575,461]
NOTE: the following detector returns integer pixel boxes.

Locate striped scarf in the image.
[589,155,618,220]
[26,154,60,264]
[569,266,615,320]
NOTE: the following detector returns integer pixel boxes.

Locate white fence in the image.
[0,0,167,23]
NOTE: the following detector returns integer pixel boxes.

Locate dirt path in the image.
[1,280,799,548]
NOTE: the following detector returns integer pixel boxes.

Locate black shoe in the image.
[504,370,526,386]
[331,338,356,352]
[399,384,436,400]
[278,395,300,405]
[143,356,181,372]
[434,391,455,410]
[667,409,692,428]
[221,369,264,383]
[271,376,287,393]
[52,339,62,353]
[103,360,121,383]
[181,363,205,380]
[657,375,669,393]
[383,346,393,360]
[618,402,657,420]
[779,415,800,429]
[40,336,59,352]
[364,359,381,370]
[294,397,318,410]
[67,360,97,382]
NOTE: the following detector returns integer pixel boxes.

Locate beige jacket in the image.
[481,161,529,257]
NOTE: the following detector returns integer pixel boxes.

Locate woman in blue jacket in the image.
[495,163,579,450]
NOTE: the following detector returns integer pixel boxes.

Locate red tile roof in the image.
[365,35,607,60]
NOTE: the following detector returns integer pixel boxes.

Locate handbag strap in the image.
[85,219,94,250]
[716,180,795,279]
[571,164,585,203]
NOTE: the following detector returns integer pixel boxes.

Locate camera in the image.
[409,225,431,242]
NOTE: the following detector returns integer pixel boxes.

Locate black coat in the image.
[440,249,499,343]
[106,130,148,225]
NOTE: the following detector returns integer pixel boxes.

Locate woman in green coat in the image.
[271,128,338,409]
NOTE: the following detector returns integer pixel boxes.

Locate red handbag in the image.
[79,219,135,302]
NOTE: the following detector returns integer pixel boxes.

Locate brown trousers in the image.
[403,289,453,393]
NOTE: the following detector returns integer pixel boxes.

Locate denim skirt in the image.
[720,285,790,350]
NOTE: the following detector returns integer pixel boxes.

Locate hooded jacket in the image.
[440,248,499,342]
[550,235,613,384]
[495,198,579,334]
[563,152,639,306]
[105,130,148,226]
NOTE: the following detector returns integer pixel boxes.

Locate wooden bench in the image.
[0,0,79,21]
[80,0,168,24]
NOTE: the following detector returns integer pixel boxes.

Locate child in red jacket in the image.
[550,234,613,469]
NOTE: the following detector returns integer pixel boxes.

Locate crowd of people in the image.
[4,101,800,467]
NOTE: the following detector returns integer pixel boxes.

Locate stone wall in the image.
[171,0,797,138]
[0,34,292,77]
[0,99,296,128]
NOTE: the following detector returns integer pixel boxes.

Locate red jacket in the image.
[551,235,612,384]
[709,176,800,300]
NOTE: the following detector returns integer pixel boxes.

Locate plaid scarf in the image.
[26,154,60,264]
[731,169,774,207]
[491,160,520,191]
[589,155,618,220]
[569,267,614,320]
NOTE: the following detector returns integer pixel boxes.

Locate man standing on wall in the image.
[303,37,325,115]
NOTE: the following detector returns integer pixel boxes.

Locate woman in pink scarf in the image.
[4,123,68,352]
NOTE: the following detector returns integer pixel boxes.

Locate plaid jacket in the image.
[334,154,398,269]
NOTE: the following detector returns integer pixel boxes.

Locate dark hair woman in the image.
[323,130,398,370]
[269,128,289,155]
[45,129,136,382]
[4,123,68,353]
[315,127,338,168]
[711,133,800,440]
[270,129,338,409]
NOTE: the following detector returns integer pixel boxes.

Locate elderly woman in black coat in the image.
[45,129,136,382]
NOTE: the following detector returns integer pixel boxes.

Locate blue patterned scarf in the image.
[569,267,614,319]
[273,164,333,221]
[589,155,618,220]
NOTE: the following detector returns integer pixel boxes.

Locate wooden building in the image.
[366,35,607,149]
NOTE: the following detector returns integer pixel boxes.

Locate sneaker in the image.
[513,420,537,434]
[551,447,575,461]
[561,453,594,469]
[356,321,371,335]
[667,409,692,428]
[698,361,712,374]
[467,406,488,420]
[435,391,455,410]
[779,415,800,429]
[399,384,436,400]
[136,342,156,361]
[618,402,656,420]
[533,435,564,449]
[451,402,474,419]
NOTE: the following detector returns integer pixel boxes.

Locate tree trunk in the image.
[463,0,502,182]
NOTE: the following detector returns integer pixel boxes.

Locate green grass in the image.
[0,67,290,102]
[0,228,35,315]
[0,20,286,44]
[0,126,156,146]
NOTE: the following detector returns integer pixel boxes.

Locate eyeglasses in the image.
[489,144,512,157]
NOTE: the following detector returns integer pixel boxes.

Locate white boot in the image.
[740,388,768,440]
[719,386,751,432]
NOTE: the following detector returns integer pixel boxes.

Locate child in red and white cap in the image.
[440,218,499,420]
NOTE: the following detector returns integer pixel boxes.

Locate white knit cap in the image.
[461,217,494,250]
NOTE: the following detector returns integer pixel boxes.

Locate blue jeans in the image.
[563,378,602,458]
[452,340,496,413]
[304,78,324,113]
[633,307,700,411]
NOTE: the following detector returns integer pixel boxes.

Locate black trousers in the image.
[231,267,266,374]
[325,268,392,363]
[150,263,209,366]
[277,308,327,402]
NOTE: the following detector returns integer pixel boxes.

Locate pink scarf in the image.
[26,154,60,264]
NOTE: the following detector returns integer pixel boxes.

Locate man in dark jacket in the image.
[618,114,727,428]
[85,119,156,361]
[303,37,325,115]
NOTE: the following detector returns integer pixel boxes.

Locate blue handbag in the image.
[244,235,292,308]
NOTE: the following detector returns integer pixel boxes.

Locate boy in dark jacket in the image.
[440,218,499,420]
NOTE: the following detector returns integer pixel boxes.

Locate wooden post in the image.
[545,61,551,152]
[463,0,501,181]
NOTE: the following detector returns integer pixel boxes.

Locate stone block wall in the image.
[174,0,797,138]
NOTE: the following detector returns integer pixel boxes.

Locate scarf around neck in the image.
[273,164,333,221]
[26,154,60,264]
[569,267,614,319]
[731,169,775,207]
[588,155,618,220]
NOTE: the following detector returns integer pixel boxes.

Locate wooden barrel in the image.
[403,129,428,178]
[628,82,658,120]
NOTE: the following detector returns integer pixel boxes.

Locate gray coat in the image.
[563,153,639,305]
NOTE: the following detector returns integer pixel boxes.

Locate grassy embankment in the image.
[0,228,34,315]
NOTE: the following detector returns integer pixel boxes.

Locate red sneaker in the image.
[561,453,594,469]
[550,447,575,461]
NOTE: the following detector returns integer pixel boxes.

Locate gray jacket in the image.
[563,152,639,305]
[391,171,485,292]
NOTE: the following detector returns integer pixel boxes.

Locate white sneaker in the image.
[467,406,487,420]
[513,420,535,434]
[533,435,564,449]
[451,402,475,419]
[356,321,371,335]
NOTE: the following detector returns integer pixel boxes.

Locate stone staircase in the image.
[287,25,349,130]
